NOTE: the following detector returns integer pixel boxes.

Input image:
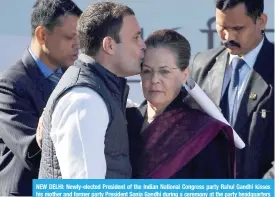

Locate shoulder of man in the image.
[192,46,225,67]
[189,46,226,79]
[0,58,32,91]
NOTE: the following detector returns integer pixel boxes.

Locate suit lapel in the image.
[234,37,273,132]
[234,71,268,131]
[205,50,228,106]
[21,50,54,103]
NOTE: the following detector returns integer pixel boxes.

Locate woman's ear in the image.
[182,67,189,83]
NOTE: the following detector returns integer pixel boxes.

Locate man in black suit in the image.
[0,0,81,195]
[189,0,274,178]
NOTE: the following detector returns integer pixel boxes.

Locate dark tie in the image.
[48,72,62,86]
[228,57,245,125]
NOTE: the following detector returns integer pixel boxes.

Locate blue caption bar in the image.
[33,179,274,197]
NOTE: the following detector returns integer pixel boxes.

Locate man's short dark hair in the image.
[77,1,135,56]
[216,0,264,20]
[31,0,82,36]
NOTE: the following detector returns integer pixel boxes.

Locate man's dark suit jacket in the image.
[0,50,55,196]
[188,37,274,178]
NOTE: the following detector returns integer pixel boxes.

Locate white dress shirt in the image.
[221,37,264,110]
[50,88,139,178]
[51,87,109,178]
[49,52,140,178]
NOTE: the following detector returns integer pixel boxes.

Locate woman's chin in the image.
[147,99,165,109]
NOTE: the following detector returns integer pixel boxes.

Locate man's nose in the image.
[224,29,236,41]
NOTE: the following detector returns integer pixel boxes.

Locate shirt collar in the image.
[78,53,95,64]
[28,47,62,78]
[229,37,264,69]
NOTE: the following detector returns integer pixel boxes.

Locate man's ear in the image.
[102,36,116,55]
[35,25,47,45]
[258,13,267,31]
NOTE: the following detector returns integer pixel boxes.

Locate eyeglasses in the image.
[140,67,180,79]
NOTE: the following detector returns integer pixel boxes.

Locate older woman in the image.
[127,29,235,179]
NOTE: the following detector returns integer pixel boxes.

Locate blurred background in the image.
[0,0,274,104]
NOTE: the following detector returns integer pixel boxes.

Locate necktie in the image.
[48,72,62,86]
[228,57,245,125]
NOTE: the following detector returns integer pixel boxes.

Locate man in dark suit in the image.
[0,0,81,195]
[189,0,274,178]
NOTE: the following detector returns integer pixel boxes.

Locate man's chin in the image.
[127,71,140,77]
[129,67,141,76]
[121,69,141,77]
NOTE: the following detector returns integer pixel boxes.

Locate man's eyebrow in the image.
[216,23,244,29]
